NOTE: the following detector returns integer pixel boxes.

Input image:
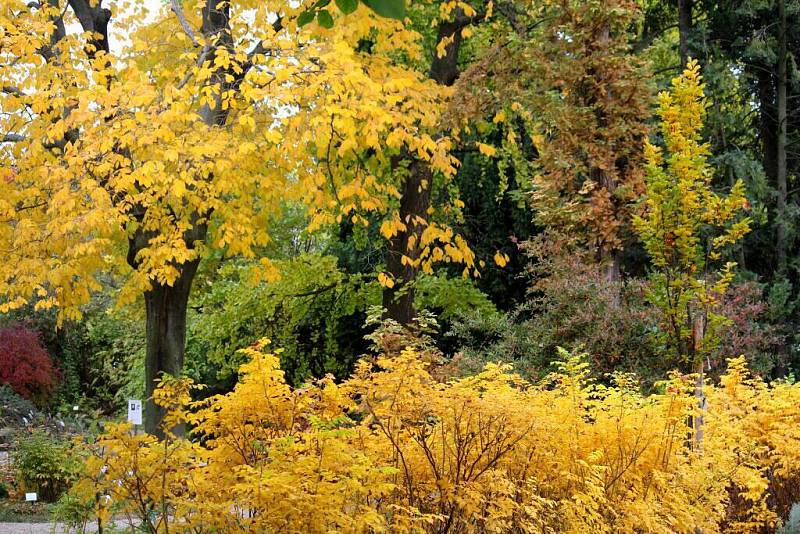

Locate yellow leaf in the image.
[493,251,509,267]
[377,272,395,288]
[477,142,497,157]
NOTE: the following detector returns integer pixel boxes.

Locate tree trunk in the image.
[383,160,433,325]
[691,313,706,450]
[382,14,470,324]
[776,0,788,275]
[128,220,207,434]
[143,260,200,436]
[757,70,778,186]
[692,358,706,450]
[592,22,624,304]
[603,249,622,284]
[677,0,693,66]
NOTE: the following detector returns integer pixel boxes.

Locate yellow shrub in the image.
[73,343,800,533]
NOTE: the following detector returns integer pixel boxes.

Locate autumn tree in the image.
[0,0,475,432]
[375,1,483,324]
[634,61,750,445]
[635,61,751,369]
[265,0,539,328]
[487,0,652,284]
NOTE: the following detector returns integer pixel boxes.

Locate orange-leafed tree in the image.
[493,0,653,283]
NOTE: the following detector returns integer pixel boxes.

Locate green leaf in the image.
[362,0,404,19]
[317,9,334,28]
[335,0,358,15]
[297,10,315,26]
[314,0,331,8]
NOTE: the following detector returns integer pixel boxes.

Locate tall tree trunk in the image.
[757,67,779,274]
[677,0,693,66]
[128,222,207,435]
[143,260,200,436]
[592,23,624,299]
[776,0,788,275]
[382,14,469,324]
[757,70,778,186]
[603,249,622,284]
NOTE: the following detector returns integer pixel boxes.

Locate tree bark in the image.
[603,249,622,284]
[757,69,779,240]
[677,0,693,66]
[594,23,623,292]
[382,14,470,324]
[383,160,433,325]
[776,0,788,275]
[143,262,199,436]
[127,221,207,436]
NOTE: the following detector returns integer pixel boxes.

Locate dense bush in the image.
[0,324,60,406]
[450,238,664,384]
[186,254,376,387]
[714,281,787,376]
[186,254,495,388]
[0,301,144,415]
[451,238,789,387]
[71,332,800,533]
[60,308,144,415]
[13,431,81,503]
[51,492,96,532]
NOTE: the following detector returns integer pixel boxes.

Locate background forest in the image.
[2,0,800,531]
[3,0,797,419]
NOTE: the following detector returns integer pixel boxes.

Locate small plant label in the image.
[25,492,37,502]
[127,399,142,425]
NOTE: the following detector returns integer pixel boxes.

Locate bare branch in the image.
[171,0,200,47]
[175,45,212,90]
[2,86,23,97]
[3,133,26,143]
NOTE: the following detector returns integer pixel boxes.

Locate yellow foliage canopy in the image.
[0,0,473,319]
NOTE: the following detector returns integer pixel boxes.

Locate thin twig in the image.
[2,133,25,143]
[170,0,200,47]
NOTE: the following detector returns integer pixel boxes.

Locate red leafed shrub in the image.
[712,281,786,377]
[0,324,60,405]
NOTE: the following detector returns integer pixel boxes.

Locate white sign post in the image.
[25,492,37,502]
[127,400,142,426]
